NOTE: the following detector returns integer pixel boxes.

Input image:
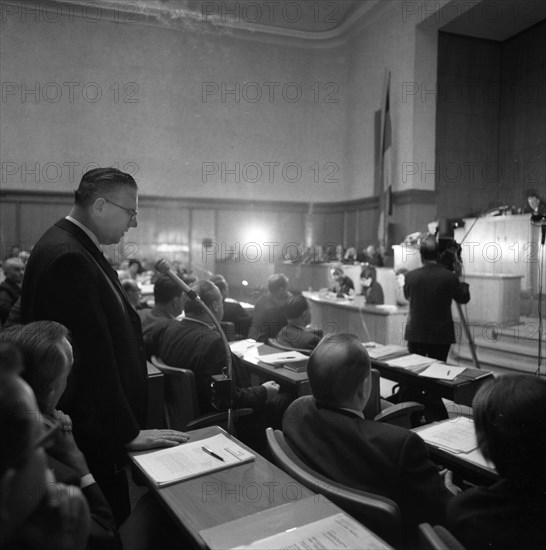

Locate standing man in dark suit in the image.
[402,236,470,421]
[20,168,188,524]
[282,333,454,539]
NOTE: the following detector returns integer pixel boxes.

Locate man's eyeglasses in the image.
[103,198,138,221]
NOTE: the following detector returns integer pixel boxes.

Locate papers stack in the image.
[229,339,262,358]
[132,433,254,486]
[200,497,393,550]
[363,342,408,361]
[419,363,466,380]
[385,354,435,372]
[258,351,309,366]
[417,417,478,454]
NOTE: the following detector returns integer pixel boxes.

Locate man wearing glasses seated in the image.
[0,342,91,550]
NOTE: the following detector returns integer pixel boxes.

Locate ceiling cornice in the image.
[3,0,387,48]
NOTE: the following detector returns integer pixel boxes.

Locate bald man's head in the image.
[307,333,371,406]
[2,257,24,285]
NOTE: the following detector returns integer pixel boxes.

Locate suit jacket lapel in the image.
[55,219,132,308]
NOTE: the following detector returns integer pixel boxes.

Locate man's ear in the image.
[92,197,106,217]
[361,374,372,406]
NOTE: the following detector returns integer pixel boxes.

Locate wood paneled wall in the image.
[436,21,546,221]
[0,190,434,278]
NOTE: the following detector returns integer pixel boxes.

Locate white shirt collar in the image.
[65,216,101,251]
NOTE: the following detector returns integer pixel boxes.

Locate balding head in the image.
[184,280,224,321]
[2,257,24,285]
[307,333,371,408]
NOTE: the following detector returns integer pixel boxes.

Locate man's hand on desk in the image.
[262,380,280,402]
[125,429,190,451]
[440,468,462,496]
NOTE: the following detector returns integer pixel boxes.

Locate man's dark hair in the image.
[307,332,370,405]
[419,236,439,262]
[473,374,546,485]
[74,167,137,207]
[153,274,182,304]
[184,280,220,315]
[268,273,288,293]
[285,295,309,320]
[1,322,70,413]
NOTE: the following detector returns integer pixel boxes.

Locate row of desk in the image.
[141,342,497,549]
[239,342,497,484]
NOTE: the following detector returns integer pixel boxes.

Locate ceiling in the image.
[440,0,546,41]
[40,0,546,41]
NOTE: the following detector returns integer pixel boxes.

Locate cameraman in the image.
[402,236,470,422]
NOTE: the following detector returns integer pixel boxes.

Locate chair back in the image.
[266,428,401,546]
[363,368,382,419]
[151,355,200,431]
[267,337,311,356]
[419,523,466,550]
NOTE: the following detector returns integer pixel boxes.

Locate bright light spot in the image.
[241,280,249,286]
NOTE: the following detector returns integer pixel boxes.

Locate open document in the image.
[234,513,391,550]
[417,416,478,454]
[257,351,309,365]
[200,498,393,550]
[132,433,254,486]
[385,354,435,372]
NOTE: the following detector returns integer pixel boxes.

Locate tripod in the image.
[456,302,480,369]
[534,224,545,377]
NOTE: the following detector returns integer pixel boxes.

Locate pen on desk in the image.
[447,369,451,376]
[202,446,224,462]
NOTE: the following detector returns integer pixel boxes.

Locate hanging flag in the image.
[377,70,393,249]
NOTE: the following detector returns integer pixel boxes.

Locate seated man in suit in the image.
[145,280,281,414]
[1,322,121,550]
[249,273,292,343]
[0,342,91,550]
[276,295,322,351]
[0,257,24,326]
[282,333,454,536]
[138,274,183,335]
[209,274,251,339]
[447,374,546,550]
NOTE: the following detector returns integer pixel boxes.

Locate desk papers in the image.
[200,498,392,550]
[132,434,254,486]
[419,363,466,380]
[233,513,391,550]
[229,339,262,357]
[385,354,435,372]
[417,417,478,454]
[257,351,309,365]
[363,342,408,361]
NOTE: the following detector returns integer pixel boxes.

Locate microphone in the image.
[154,258,234,432]
[154,259,199,300]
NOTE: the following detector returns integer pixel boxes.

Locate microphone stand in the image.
[154,259,234,434]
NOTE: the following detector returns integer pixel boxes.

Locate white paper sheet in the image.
[234,513,392,550]
[419,363,466,380]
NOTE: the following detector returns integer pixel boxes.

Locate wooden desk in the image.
[304,291,408,345]
[241,343,493,409]
[241,344,311,396]
[372,360,494,407]
[414,419,498,486]
[131,426,314,550]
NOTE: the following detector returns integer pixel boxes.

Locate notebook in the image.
[132,433,254,486]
